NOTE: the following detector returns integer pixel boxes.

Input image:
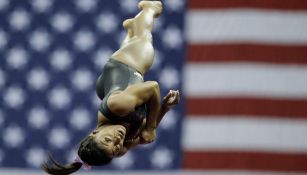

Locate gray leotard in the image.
[96,59,148,139]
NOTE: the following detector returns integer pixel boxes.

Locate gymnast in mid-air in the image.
[42,1,180,174]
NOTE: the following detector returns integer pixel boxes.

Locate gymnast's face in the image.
[91,125,126,158]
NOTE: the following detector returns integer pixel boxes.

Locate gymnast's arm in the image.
[133,89,180,143]
[119,90,180,155]
[107,81,160,131]
[157,90,180,125]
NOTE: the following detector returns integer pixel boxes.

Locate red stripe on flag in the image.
[188,44,307,64]
[184,151,307,172]
[189,0,307,10]
[186,98,307,118]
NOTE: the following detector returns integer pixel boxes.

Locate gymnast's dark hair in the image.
[42,135,112,175]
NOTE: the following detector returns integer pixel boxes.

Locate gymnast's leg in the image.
[111,1,162,74]
[122,1,162,43]
[133,1,162,39]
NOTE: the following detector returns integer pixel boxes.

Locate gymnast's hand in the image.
[140,128,156,144]
[162,90,180,109]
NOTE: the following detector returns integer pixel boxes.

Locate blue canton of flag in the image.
[0,0,185,171]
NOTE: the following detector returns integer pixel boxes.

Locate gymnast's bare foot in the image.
[138,0,162,17]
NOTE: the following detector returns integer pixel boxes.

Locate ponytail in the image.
[42,154,82,175]
[42,135,112,174]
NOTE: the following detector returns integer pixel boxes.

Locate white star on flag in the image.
[151,147,174,169]
[50,48,73,71]
[159,67,180,89]
[162,26,183,49]
[27,68,50,90]
[73,30,96,52]
[48,86,72,110]
[3,125,25,148]
[31,0,53,12]
[9,9,31,31]
[96,12,119,33]
[3,86,26,109]
[6,47,29,70]
[49,127,71,149]
[28,107,50,130]
[71,68,94,91]
[51,12,74,33]
[69,108,92,130]
[25,147,46,167]
[29,29,51,52]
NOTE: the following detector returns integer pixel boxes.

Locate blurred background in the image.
[0,0,307,174]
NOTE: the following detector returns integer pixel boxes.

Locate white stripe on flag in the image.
[187,9,307,44]
[183,117,307,153]
[184,63,307,98]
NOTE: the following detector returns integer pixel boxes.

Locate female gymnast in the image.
[42,1,180,174]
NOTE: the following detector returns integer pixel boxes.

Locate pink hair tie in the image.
[74,155,92,170]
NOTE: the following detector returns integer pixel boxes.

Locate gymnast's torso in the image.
[96,58,148,141]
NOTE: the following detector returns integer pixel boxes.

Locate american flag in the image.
[183,0,307,174]
[1,0,307,175]
[0,0,184,172]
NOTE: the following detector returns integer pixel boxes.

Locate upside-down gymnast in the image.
[42,1,180,174]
